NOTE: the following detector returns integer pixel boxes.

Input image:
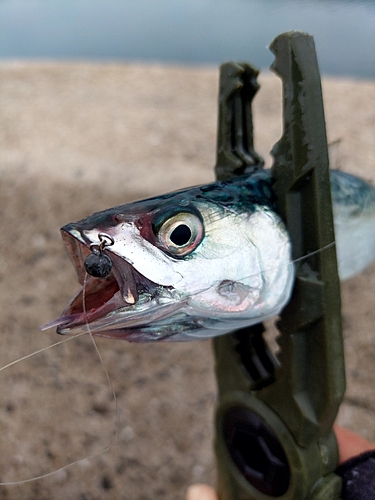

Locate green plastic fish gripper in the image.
[213,32,346,499]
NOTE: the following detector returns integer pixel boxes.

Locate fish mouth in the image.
[42,228,185,341]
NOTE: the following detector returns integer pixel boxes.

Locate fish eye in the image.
[156,212,204,257]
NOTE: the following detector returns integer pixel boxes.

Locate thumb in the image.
[186,484,219,500]
[334,425,374,464]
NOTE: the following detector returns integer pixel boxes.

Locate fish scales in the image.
[42,169,375,342]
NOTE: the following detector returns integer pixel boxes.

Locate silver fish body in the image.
[44,169,375,342]
[331,170,375,280]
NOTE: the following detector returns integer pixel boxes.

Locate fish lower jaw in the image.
[53,257,158,334]
[54,289,132,334]
[55,291,187,338]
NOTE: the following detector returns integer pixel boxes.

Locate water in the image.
[0,0,374,78]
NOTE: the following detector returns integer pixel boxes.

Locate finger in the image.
[186,484,219,500]
[334,424,375,464]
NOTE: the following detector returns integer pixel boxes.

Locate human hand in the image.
[186,425,374,500]
[334,424,374,463]
[186,484,218,500]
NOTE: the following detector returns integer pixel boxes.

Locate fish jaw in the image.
[53,228,188,341]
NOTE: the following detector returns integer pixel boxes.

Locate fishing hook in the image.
[84,233,114,278]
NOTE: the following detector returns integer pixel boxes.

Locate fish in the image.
[41,169,375,342]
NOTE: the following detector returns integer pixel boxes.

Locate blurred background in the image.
[1,0,375,78]
[0,2,374,499]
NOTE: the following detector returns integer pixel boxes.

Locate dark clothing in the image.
[338,450,375,500]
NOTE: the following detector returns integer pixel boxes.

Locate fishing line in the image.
[290,241,336,266]
[81,271,120,453]
[238,241,337,292]
[0,236,336,486]
[237,241,336,284]
[0,333,85,374]
[0,273,120,487]
[189,240,336,298]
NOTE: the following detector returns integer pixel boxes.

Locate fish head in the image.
[48,174,294,341]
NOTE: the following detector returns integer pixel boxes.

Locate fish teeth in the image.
[123,289,136,305]
[108,253,139,306]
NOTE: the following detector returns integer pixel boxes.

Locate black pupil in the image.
[170,224,192,246]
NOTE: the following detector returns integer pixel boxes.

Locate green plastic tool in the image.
[213,32,346,500]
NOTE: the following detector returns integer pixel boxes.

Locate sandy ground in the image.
[0,62,374,499]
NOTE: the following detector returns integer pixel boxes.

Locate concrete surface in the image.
[0,62,374,499]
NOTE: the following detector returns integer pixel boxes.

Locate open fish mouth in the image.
[41,227,186,342]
